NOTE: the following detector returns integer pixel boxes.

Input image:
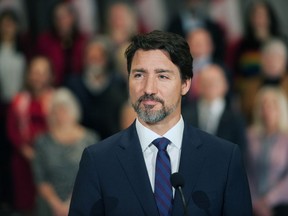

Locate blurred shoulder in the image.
[83,127,101,145]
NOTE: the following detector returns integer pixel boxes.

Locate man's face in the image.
[261,50,286,78]
[187,29,213,59]
[198,66,227,102]
[129,49,191,124]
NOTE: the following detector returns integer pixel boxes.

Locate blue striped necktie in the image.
[153,137,173,216]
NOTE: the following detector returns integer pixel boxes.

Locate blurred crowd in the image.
[0,0,288,216]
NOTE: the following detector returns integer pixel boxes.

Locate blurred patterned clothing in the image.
[246,128,288,207]
[32,129,99,216]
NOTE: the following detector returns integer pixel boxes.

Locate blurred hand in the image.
[52,201,69,216]
[20,144,35,161]
[253,198,273,216]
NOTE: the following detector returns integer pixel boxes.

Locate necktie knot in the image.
[153,137,170,151]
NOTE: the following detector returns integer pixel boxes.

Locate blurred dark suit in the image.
[182,100,247,151]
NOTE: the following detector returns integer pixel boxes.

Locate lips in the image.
[137,94,164,108]
[142,99,159,106]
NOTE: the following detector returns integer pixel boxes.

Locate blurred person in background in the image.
[37,1,88,86]
[105,2,138,48]
[232,0,284,79]
[0,9,26,211]
[0,0,28,32]
[167,0,226,61]
[114,42,137,129]
[69,0,98,35]
[32,88,99,216]
[25,0,97,39]
[66,36,126,139]
[186,27,232,101]
[0,9,26,105]
[135,0,169,32]
[6,56,54,216]
[182,64,247,151]
[246,87,288,216]
[238,38,288,124]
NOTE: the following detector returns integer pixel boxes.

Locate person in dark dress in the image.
[66,36,126,139]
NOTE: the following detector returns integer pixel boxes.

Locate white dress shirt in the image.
[135,117,184,192]
[198,98,225,135]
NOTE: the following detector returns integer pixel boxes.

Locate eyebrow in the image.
[131,68,146,73]
[131,68,173,73]
[155,69,173,73]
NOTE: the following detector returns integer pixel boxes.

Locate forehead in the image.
[131,49,179,70]
[202,67,223,79]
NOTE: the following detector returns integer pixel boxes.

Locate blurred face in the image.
[261,49,286,78]
[50,103,75,126]
[27,58,51,92]
[129,49,191,124]
[0,16,17,41]
[198,66,227,101]
[187,29,213,59]
[108,4,135,32]
[260,92,280,130]
[85,43,107,67]
[54,4,75,36]
[251,3,269,30]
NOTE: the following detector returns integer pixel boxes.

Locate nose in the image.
[143,76,157,95]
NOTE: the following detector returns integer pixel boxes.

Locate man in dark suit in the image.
[69,30,252,216]
[182,64,247,152]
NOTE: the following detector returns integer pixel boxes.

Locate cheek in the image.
[163,86,182,102]
[128,82,141,100]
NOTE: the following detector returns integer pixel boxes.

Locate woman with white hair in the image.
[32,88,99,216]
[238,38,288,124]
[246,87,288,216]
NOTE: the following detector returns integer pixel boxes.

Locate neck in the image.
[31,86,50,98]
[255,28,269,41]
[1,40,14,46]
[264,124,278,136]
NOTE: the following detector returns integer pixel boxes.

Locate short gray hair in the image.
[49,88,81,123]
[261,38,287,58]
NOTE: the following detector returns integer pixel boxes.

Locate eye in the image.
[133,73,143,78]
[159,74,169,80]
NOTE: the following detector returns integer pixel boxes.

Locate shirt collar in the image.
[199,98,225,115]
[136,116,184,152]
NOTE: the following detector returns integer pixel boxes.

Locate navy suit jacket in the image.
[69,122,252,216]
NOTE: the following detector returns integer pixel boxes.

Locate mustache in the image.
[137,94,164,105]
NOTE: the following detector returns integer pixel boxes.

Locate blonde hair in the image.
[261,38,287,58]
[48,88,81,124]
[252,86,288,133]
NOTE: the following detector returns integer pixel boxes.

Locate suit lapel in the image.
[172,124,206,215]
[116,123,159,216]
